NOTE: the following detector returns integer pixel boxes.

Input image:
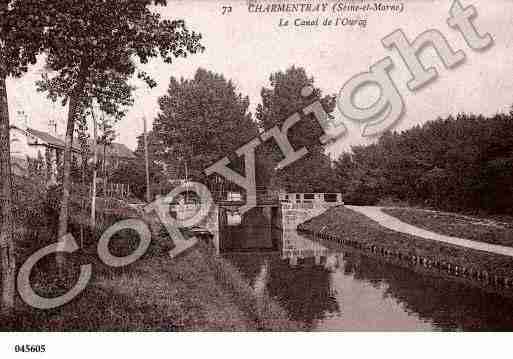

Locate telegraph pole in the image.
[143,116,151,203]
[90,107,98,228]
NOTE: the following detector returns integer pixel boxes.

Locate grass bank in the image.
[382,207,513,248]
[298,206,513,287]
[2,224,297,331]
[4,178,296,331]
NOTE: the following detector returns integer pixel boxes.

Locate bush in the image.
[10,177,148,265]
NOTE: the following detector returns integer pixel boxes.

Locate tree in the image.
[255,66,337,192]
[0,1,46,315]
[333,111,513,212]
[97,115,116,196]
[35,0,204,244]
[71,105,92,185]
[334,146,386,205]
[152,68,258,184]
[108,131,165,201]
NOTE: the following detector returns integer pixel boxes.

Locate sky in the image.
[7,0,513,159]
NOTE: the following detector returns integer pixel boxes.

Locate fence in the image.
[71,181,132,200]
[98,182,131,199]
[279,193,343,204]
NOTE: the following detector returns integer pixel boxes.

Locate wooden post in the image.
[143,116,151,203]
[91,108,98,228]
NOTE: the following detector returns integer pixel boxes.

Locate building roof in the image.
[26,127,67,149]
[90,141,136,159]
[12,126,135,159]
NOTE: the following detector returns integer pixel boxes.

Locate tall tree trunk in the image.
[0,73,15,316]
[57,67,87,266]
[103,144,106,197]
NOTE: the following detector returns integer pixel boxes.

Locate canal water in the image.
[224,227,513,331]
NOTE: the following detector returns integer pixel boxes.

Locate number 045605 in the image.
[14,344,46,353]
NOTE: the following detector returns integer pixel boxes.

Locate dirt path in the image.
[346,206,513,258]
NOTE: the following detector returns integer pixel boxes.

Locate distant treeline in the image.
[121,66,513,215]
[334,113,513,214]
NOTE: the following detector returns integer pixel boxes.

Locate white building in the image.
[10,113,135,185]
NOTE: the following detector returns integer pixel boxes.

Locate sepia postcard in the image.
[0,0,512,357]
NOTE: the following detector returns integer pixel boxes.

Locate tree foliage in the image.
[0,1,46,77]
[37,69,135,122]
[255,66,338,192]
[152,68,258,182]
[334,112,513,213]
[33,0,204,240]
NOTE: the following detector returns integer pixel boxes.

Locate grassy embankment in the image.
[2,211,297,331]
[298,206,513,285]
[382,207,513,248]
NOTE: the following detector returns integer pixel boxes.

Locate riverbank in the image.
[382,207,513,248]
[2,232,297,331]
[298,206,513,296]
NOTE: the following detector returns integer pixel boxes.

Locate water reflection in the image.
[225,227,513,331]
[226,252,339,329]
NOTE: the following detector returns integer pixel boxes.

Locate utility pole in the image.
[90,107,99,228]
[184,158,189,203]
[143,116,151,203]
